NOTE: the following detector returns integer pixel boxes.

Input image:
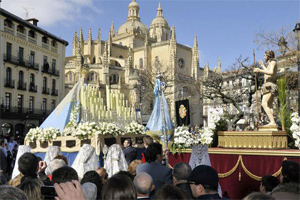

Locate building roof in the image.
[1,8,69,46]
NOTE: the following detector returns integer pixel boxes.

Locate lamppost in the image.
[293,23,300,114]
[1,123,11,138]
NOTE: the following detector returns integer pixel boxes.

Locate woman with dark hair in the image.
[155,184,189,200]
[18,178,44,200]
[102,174,136,200]
[81,170,103,200]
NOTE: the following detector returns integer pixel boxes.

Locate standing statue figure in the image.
[254,50,277,127]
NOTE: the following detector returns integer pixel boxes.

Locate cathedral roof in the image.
[150,3,169,28]
[117,20,148,35]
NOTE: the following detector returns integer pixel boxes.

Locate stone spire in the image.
[103,41,109,84]
[87,27,92,55]
[108,30,112,56]
[110,22,115,37]
[157,2,163,17]
[204,61,209,78]
[169,25,177,74]
[192,34,200,80]
[216,56,222,74]
[171,25,176,40]
[97,28,102,57]
[125,47,133,83]
[79,27,84,43]
[128,0,140,21]
[88,27,92,41]
[72,30,78,56]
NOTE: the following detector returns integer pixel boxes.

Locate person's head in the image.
[18,178,44,200]
[280,160,299,183]
[102,174,137,200]
[116,171,134,180]
[96,167,108,183]
[155,184,189,200]
[9,136,14,142]
[81,182,97,200]
[260,175,280,193]
[133,172,154,197]
[128,159,142,176]
[18,152,39,177]
[0,185,28,200]
[243,192,275,200]
[145,143,162,163]
[81,170,103,200]
[0,139,5,147]
[173,162,192,185]
[123,139,132,148]
[53,155,68,165]
[143,136,153,148]
[188,165,219,198]
[48,159,66,175]
[264,50,275,62]
[52,166,79,184]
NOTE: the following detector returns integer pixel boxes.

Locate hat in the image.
[282,160,299,183]
[188,165,219,189]
[82,182,97,200]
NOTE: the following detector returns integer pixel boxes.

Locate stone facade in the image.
[65,0,203,126]
[0,8,68,138]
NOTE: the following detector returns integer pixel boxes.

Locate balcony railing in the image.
[4,79,15,88]
[28,37,37,44]
[42,87,50,95]
[17,81,27,90]
[17,32,26,40]
[3,53,39,71]
[4,26,14,35]
[42,64,60,76]
[51,46,58,53]
[0,106,52,115]
[42,43,49,50]
[29,83,38,93]
[51,89,58,96]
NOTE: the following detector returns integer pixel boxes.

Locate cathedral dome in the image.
[117,20,148,35]
[150,3,169,28]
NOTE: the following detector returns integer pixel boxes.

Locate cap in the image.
[188,165,219,189]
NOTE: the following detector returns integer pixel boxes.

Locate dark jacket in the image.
[196,193,222,199]
[0,149,7,173]
[123,146,137,165]
[176,182,195,199]
[136,161,172,192]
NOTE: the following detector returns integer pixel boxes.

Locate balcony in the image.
[17,32,26,40]
[4,26,14,35]
[42,43,49,50]
[17,81,27,91]
[0,106,52,119]
[42,64,60,76]
[3,53,39,71]
[51,89,58,96]
[4,79,15,88]
[42,87,50,95]
[51,46,58,53]
[29,83,38,93]
[28,36,37,44]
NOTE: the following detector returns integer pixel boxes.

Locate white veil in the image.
[104,144,128,178]
[44,146,62,175]
[12,145,32,179]
[72,144,98,180]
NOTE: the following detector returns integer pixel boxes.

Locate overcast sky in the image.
[2,0,300,70]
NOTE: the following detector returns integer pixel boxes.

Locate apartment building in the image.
[0,8,68,140]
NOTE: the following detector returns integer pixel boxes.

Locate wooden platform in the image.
[218,131,288,149]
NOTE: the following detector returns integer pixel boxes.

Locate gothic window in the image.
[139,58,143,68]
[69,73,73,81]
[90,72,96,81]
[92,57,96,64]
[109,74,119,84]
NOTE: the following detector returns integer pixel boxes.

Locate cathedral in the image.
[65,0,203,126]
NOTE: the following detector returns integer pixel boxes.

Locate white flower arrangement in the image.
[97,122,124,137]
[173,126,194,151]
[290,112,300,149]
[73,122,99,140]
[62,104,80,136]
[124,122,145,135]
[25,127,60,142]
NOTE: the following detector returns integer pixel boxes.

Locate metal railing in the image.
[4,79,15,88]
[29,84,38,93]
[0,106,52,115]
[4,26,14,35]
[42,64,60,76]
[51,89,58,96]
[17,81,27,90]
[3,53,39,71]
[42,87,50,95]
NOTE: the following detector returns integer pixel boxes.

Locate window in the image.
[30,51,35,66]
[42,98,47,113]
[43,77,47,91]
[52,79,56,90]
[139,58,143,68]
[17,95,23,113]
[18,71,24,88]
[51,40,57,47]
[51,100,56,110]
[30,73,35,84]
[4,19,13,28]
[42,36,48,44]
[5,93,11,111]
[109,74,119,84]
[29,96,34,113]
[92,57,96,64]
[19,47,24,63]
[52,59,56,71]
[17,25,25,34]
[28,30,35,38]
[69,73,72,81]
[6,43,12,59]
[43,56,48,65]
[6,68,11,83]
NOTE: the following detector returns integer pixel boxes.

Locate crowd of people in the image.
[0,135,299,200]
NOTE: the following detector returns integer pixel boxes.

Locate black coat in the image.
[123,146,137,165]
[176,182,195,199]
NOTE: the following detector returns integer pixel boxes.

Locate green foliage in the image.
[211,118,228,147]
[277,77,294,148]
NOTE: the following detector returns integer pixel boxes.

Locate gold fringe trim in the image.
[218,155,242,178]
[217,155,286,181]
